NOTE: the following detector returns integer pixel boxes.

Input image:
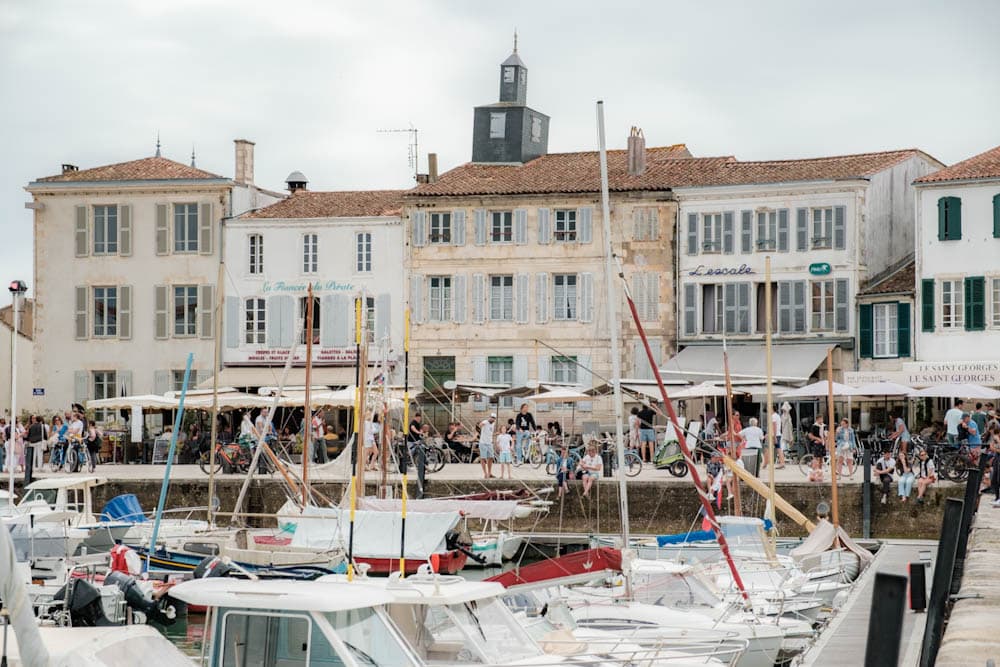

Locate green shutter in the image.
[859,303,873,358]
[897,302,911,358]
[993,193,1000,239]
[937,198,946,241]
[965,276,985,331]
[921,279,935,332]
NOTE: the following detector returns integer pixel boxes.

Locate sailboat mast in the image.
[208,260,224,526]
[826,350,840,528]
[765,257,777,533]
[302,283,314,505]
[596,101,629,548]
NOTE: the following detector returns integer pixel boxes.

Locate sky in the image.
[1,0,998,302]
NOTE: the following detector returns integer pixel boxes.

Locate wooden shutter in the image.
[119,205,132,256]
[199,285,214,339]
[474,209,487,246]
[409,275,424,325]
[777,209,789,252]
[376,292,391,342]
[514,208,528,245]
[647,274,660,322]
[515,274,530,323]
[939,196,961,240]
[835,278,849,332]
[118,285,132,340]
[994,194,1000,239]
[225,296,240,348]
[631,274,646,322]
[74,371,90,404]
[471,356,488,410]
[686,213,698,256]
[792,281,807,333]
[579,272,594,323]
[537,208,551,244]
[75,205,89,257]
[155,204,169,255]
[648,208,660,240]
[795,208,808,251]
[118,370,133,397]
[153,370,170,396]
[199,203,213,254]
[965,276,985,331]
[633,340,651,380]
[453,274,467,323]
[777,282,791,333]
[897,302,911,358]
[740,211,752,253]
[833,206,846,250]
[411,210,426,247]
[267,296,282,347]
[683,284,697,336]
[858,303,873,358]
[578,206,593,243]
[75,286,88,340]
[472,273,485,324]
[452,210,466,246]
[535,273,549,323]
[722,212,734,254]
[921,279,935,332]
[154,285,168,339]
[632,209,645,241]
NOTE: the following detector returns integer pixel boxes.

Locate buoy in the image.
[430,553,441,573]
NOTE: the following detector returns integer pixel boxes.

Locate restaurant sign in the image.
[687,263,756,277]
[262,280,355,294]
[238,347,358,365]
[809,262,832,276]
[844,361,1000,388]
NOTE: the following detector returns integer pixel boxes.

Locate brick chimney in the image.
[627,127,646,177]
[234,139,255,185]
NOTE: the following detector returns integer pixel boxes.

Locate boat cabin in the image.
[18,477,106,521]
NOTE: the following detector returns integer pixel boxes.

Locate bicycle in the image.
[513,433,546,468]
[49,441,66,472]
[938,442,980,482]
[798,445,861,479]
[199,437,274,475]
[63,436,88,473]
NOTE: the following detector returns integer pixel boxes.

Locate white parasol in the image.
[908,383,1000,399]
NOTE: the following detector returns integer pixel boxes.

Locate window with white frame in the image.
[701,284,724,333]
[356,232,372,272]
[756,211,777,251]
[488,356,514,408]
[93,286,117,337]
[93,205,118,255]
[553,274,578,320]
[490,211,513,243]
[245,297,265,344]
[553,210,577,242]
[992,278,1000,328]
[702,213,723,253]
[489,275,514,321]
[428,276,452,322]
[92,371,116,422]
[873,303,898,358]
[429,212,452,244]
[365,296,376,344]
[174,203,198,252]
[299,296,320,344]
[302,234,318,273]
[173,285,198,336]
[551,356,578,384]
[489,112,506,138]
[812,208,834,249]
[811,280,835,331]
[941,279,964,329]
[248,234,264,275]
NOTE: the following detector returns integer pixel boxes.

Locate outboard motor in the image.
[105,570,177,626]
[445,529,486,565]
[193,555,239,579]
[53,578,113,627]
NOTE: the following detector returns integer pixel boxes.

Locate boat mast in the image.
[595,101,629,549]
[302,283,314,506]
[207,259,224,526]
[765,257,777,542]
[400,307,410,574]
[826,350,840,530]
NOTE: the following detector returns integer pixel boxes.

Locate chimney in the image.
[234,139,255,185]
[285,171,308,192]
[61,164,78,174]
[428,153,439,184]
[627,127,646,177]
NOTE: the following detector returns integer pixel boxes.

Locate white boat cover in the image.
[290,506,460,559]
[789,519,874,571]
[357,497,523,520]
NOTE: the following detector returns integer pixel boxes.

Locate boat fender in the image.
[430,553,441,573]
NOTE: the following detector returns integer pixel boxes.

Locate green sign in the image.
[809,262,832,276]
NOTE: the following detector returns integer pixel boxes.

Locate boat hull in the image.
[354,549,468,575]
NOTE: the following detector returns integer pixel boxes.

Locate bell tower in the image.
[499,32,527,105]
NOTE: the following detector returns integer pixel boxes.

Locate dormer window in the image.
[503,66,515,82]
[489,112,506,139]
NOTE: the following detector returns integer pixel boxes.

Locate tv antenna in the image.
[377,124,419,182]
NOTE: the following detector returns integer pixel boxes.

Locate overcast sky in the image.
[2,0,998,301]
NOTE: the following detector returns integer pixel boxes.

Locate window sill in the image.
[173,249,199,255]
[92,334,119,340]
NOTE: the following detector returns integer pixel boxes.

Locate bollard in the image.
[919,497,964,667]
[952,466,982,593]
[602,446,614,478]
[862,447,872,539]
[864,572,907,667]
[909,562,927,612]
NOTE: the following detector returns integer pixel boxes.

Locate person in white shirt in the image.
[944,399,965,445]
[240,413,254,439]
[479,414,496,479]
[739,418,764,468]
[578,444,603,496]
[254,411,267,441]
[495,430,513,480]
[762,408,786,469]
[364,413,379,471]
[914,449,937,504]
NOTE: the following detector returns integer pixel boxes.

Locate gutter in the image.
[26,178,233,191]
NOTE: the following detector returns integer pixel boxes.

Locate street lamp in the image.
[8,280,27,505]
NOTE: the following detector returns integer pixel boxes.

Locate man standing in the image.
[407,412,425,496]
[478,413,497,479]
[312,409,327,463]
[808,415,827,459]
[763,406,784,469]
[636,401,657,463]
[514,403,536,465]
[944,399,965,445]
[972,403,988,440]
[25,416,44,485]
[739,418,764,474]
[888,411,911,456]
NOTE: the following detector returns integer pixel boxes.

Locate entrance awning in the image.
[660,343,835,385]
[197,366,357,390]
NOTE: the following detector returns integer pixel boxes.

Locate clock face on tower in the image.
[503,66,515,83]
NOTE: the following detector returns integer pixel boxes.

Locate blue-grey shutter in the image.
[686,213,698,256]
[279,295,295,347]
[119,205,132,256]
[225,296,240,348]
[535,273,549,323]
[777,209,789,252]
[199,203,213,255]
[683,284,697,336]
[723,284,737,333]
[646,274,659,322]
[471,356,488,410]
[722,212,734,254]
[778,282,791,333]
[633,340,650,380]
[513,355,529,387]
[516,274,530,323]
[319,294,336,346]
[74,370,89,404]
[155,204,169,255]
[411,210,426,247]
[376,292,391,342]
[409,275,423,325]
[795,208,808,251]
[537,208,551,244]
[577,353,593,411]
[472,273,485,324]
[330,293,353,346]
[453,274,467,323]
[153,370,170,396]
[118,285,132,340]
[535,354,551,411]
[75,206,89,257]
[579,272,594,323]
[75,286,88,340]
[737,282,751,333]
[833,206,846,250]
[835,278,849,332]
[793,281,806,333]
[578,206,593,244]
[740,211,752,253]
[199,284,214,339]
[474,209,487,246]
[154,285,168,340]
[452,210,465,246]
[514,209,528,245]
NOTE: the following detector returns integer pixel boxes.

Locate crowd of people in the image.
[1,410,101,484]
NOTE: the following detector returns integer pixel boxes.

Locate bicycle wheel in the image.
[199,450,223,475]
[943,455,969,482]
[798,454,816,476]
[426,447,445,473]
[668,460,689,478]
[624,453,642,478]
[529,443,544,468]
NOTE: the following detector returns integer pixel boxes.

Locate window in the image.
[812,207,833,249]
[553,274,578,320]
[702,285,723,333]
[702,214,722,253]
[633,208,659,241]
[490,211,513,243]
[873,303,898,358]
[356,232,372,272]
[937,197,962,241]
[503,66,515,82]
[429,213,452,243]
[551,356,578,384]
[302,234,317,273]
[173,203,198,252]
[489,356,514,409]
[941,279,963,329]
[245,297,265,344]
[299,296,320,344]
[365,296,376,343]
[92,371,116,422]
[428,276,452,322]
[553,210,577,242]
[531,116,542,143]
[489,275,514,321]
[811,280,835,331]
[248,234,264,275]
[490,112,506,138]
[423,356,455,391]
[993,279,1000,328]
[756,211,777,251]
[173,286,198,336]
[755,284,778,333]
[93,205,118,254]
[171,370,189,392]
[92,287,117,337]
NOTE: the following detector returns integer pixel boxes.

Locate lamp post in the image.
[7,280,27,506]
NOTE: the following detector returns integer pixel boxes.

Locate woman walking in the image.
[85,420,102,473]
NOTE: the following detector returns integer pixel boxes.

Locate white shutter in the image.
[631,274,646,321]
[633,340,651,380]
[411,210,426,247]
[778,282,792,333]
[199,284,214,339]
[777,209,790,252]
[155,204,169,255]
[514,209,528,245]
[154,285,169,340]
[722,212,734,254]
[646,274,660,322]
[648,208,660,240]
[118,285,132,340]
[578,206,593,243]
[686,213,698,256]
[279,294,296,347]
[737,282,751,334]
[513,355,528,387]
[795,208,808,251]
[537,208,551,244]
[409,275,424,325]
[474,209,487,246]
[199,203,213,254]
[577,353,593,411]
[471,356,488,410]
[75,206,89,257]
[119,205,132,256]
[267,296,282,347]
[793,281,807,333]
[376,293,391,342]
[153,370,170,396]
[516,274,530,323]
[75,286,88,340]
[834,206,846,250]
[225,296,240,348]
[472,273,485,324]
[740,211,752,253]
[320,294,336,346]
[579,272,594,323]
[330,293,353,346]
[452,210,466,246]
[835,278,849,332]
[535,273,549,323]
[74,371,90,404]
[453,274,467,323]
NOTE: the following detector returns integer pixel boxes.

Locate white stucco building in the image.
[0,299,34,418]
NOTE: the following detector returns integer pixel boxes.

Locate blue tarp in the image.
[656,518,773,546]
[100,494,148,523]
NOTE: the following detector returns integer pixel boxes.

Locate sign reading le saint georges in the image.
[262,280,354,293]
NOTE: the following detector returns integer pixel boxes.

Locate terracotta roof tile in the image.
[859,260,915,296]
[914,144,1000,184]
[243,190,406,219]
[35,156,224,183]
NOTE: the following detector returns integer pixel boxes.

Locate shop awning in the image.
[197,366,357,390]
[660,343,835,385]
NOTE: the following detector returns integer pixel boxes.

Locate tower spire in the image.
[190,145,196,167]
[155,132,161,158]
[513,29,518,53]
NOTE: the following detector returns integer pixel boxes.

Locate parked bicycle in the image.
[63,435,89,473]
[199,437,274,475]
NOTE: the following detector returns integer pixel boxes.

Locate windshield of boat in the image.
[631,570,720,610]
[321,608,420,667]
[502,591,578,633]
[21,488,58,508]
